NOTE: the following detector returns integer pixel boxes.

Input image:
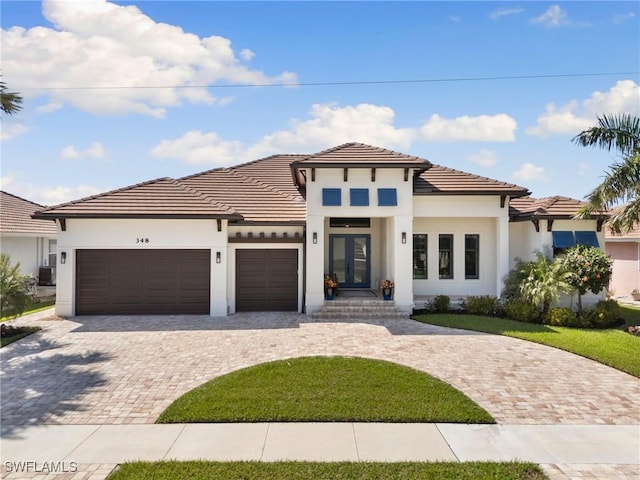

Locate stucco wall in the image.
[412,217,498,297]
[606,241,640,297]
[55,218,228,317]
[0,234,53,278]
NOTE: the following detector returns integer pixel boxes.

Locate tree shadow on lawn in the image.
[1,335,111,438]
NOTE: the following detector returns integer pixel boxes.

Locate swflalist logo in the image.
[4,461,79,473]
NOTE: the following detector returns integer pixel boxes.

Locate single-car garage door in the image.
[236,249,298,312]
[76,249,210,315]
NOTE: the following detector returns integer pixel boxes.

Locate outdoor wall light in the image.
[312,232,318,244]
[216,251,221,264]
[60,251,67,264]
[401,232,407,244]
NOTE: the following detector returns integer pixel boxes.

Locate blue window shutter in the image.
[322,188,341,206]
[575,231,599,247]
[552,231,575,248]
[350,188,369,206]
[378,188,398,206]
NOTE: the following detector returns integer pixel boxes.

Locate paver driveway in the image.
[2,312,638,429]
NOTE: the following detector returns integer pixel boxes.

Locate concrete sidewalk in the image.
[2,423,638,465]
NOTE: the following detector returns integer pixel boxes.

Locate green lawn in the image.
[414,313,640,377]
[157,356,494,424]
[621,304,640,327]
[0,300,55,322]
[1,326,41,347]
[107,461,547,480]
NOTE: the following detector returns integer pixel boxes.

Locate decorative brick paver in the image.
[2,313,638,427]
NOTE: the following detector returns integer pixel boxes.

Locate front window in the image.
[48,239,57,267]
[465,234,479,279]
[439,234,453,279]
[413,234,427,279]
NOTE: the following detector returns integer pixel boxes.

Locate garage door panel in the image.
[236,249,298,312]
[76,249,210,315]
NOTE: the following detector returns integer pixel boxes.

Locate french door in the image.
[329,234,370,288]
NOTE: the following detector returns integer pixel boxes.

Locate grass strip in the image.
[157,356,494,423]
[1,326,41,347]
[107,461,548,480]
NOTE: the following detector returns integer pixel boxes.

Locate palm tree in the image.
[0,77,23,116]
[572,113,640,234]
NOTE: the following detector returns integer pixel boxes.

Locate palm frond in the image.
[572,113,640,156]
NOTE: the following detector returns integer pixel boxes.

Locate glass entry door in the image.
[329,234,370,288]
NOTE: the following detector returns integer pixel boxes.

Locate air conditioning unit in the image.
[39,266,56,286]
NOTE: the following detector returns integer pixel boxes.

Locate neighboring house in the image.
[33,143,606,317]
[605,219,640,299]
[1,191,58,283]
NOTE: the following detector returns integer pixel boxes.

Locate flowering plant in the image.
[381,279,394,289]
[324,275,337,289]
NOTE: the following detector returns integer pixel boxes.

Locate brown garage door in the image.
[236,249,298,312]
[76,249,210,315]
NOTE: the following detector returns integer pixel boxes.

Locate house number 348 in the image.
[136,238,150,244]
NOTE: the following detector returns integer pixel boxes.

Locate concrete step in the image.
[312,311,410,320]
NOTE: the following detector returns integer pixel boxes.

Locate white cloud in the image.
[531,5,568,27]
[613,12,635,24]
[578,162,591,176]
[60,142,107,160]
[240,49,255,61]
[527,80,640,137]
[0,174,102,206]
[468,149,498,167]
[1,123,28,141]
[36,102,63,114]
[151,131,245,166]
[419,113,517,142]
[513,162,547,181]
[1,0,297,118]
[490,8,524,20]
[152,103,520,166]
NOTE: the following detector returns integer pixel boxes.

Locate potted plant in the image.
[632,289,640,301]
[381,279,394,300]
[324,275,338,300]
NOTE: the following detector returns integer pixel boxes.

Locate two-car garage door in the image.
[76,249,211,315]
[75,248,299,315]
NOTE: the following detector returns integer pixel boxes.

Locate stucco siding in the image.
[606,241,640,297]
[0,235,52,278]
[412,217,498,297]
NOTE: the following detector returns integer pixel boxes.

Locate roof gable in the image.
[1,191,57,235]
[509,196,597,220]
[293,142,431,167]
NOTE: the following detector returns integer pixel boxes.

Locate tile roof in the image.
[34,178,239,219]
[1,191,57,235]
[605,205,640,239]
[415,164,530,196]
[509,196,589,220]
[293,142,431,167]
[180,158,307,223]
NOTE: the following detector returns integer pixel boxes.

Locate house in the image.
[605,218,640,300]
[1,191,58,284]
[32,143,606,317]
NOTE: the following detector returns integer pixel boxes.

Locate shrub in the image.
[0,254,29,318]
[463,296,502,316]
[582,300,623,329]
[503,299,541,323]
[501,258,528,301]
[545,307,588,328]
[426,295,451,313]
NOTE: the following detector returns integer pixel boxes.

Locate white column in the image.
[392,215,414,311]
[55,244,74,317]
[496,216,510,296]
[305,215,325,314]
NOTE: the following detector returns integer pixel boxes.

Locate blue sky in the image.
[1,1,639,206]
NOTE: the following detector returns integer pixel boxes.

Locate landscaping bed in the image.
[0,324,41,347]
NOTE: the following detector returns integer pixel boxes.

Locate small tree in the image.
[559,245,612,314]
[0,254,29,318]
[519,251,572,315]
